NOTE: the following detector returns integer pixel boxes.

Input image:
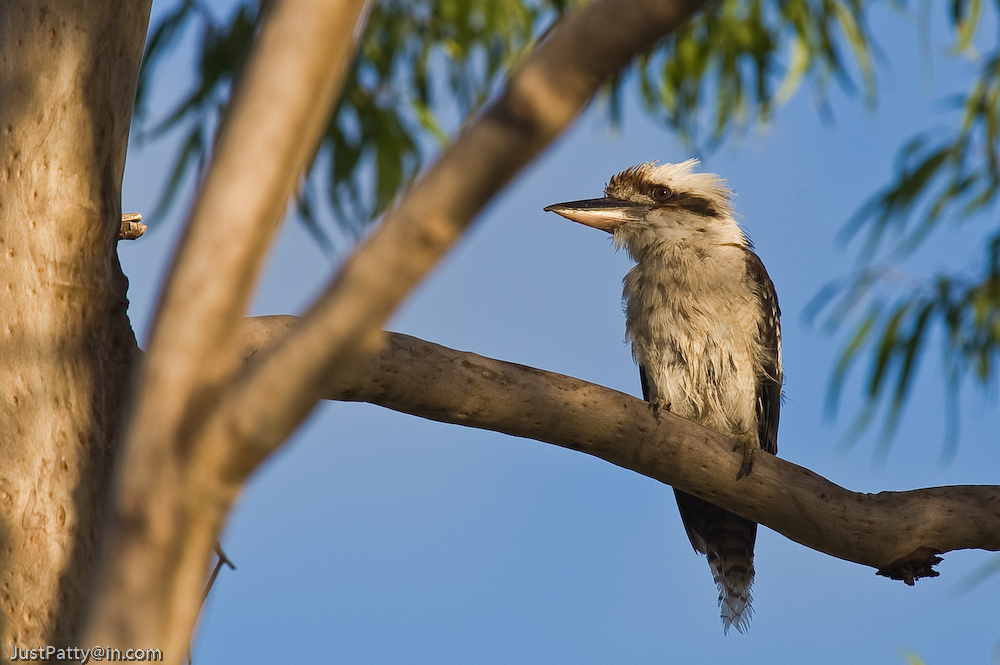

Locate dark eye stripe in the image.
[666,192,719,217]
[608,170,724,218]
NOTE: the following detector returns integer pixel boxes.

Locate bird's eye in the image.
[651,186,672,202]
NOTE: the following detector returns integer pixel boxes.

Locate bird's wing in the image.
[744,250,782,456]
[638,364,651,402]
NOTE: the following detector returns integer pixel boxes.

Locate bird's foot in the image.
[648,398,671,419]
[734,439,757,480]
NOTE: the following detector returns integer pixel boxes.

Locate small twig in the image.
[202,542,236,604]
[119,212,147,240]
[188,543,236,664]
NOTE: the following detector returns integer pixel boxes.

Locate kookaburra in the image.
[545,160,782,634]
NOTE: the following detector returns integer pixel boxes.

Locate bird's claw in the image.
[735,440,756,480]
[648,398,671,419]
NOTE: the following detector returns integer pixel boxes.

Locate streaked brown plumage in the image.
[545,160,782,633]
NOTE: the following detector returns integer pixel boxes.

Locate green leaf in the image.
[828,304,880,416]
[951,0,981,54]
[868,303,908,398]
[151,126,206,222]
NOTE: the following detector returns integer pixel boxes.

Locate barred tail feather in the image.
[674,489,758,634]
[707,527,755,634]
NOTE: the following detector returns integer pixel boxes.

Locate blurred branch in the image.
[212,0,711,480]
[86,0,709,659]
[240,317,1000,578]
[84,0,373,656]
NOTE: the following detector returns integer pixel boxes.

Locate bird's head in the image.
[544,160,745,259]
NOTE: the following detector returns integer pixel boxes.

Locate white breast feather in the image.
[623,240,762,440]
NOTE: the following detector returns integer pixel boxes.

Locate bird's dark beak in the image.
[544,198,647,233]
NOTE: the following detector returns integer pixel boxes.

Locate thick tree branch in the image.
[213,0,710,481]
[84,0,372,656]
[0,0,149,649]
[128,0,373,459]
[240,317,1000,578]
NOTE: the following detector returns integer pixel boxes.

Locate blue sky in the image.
[120,2,998,663]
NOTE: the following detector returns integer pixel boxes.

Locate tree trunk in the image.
[0,0,149,650]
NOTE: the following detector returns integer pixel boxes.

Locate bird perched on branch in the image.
[545,160,782,634]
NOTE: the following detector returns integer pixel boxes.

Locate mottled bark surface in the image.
[0,0,149,649]
[240,319,1000,574]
